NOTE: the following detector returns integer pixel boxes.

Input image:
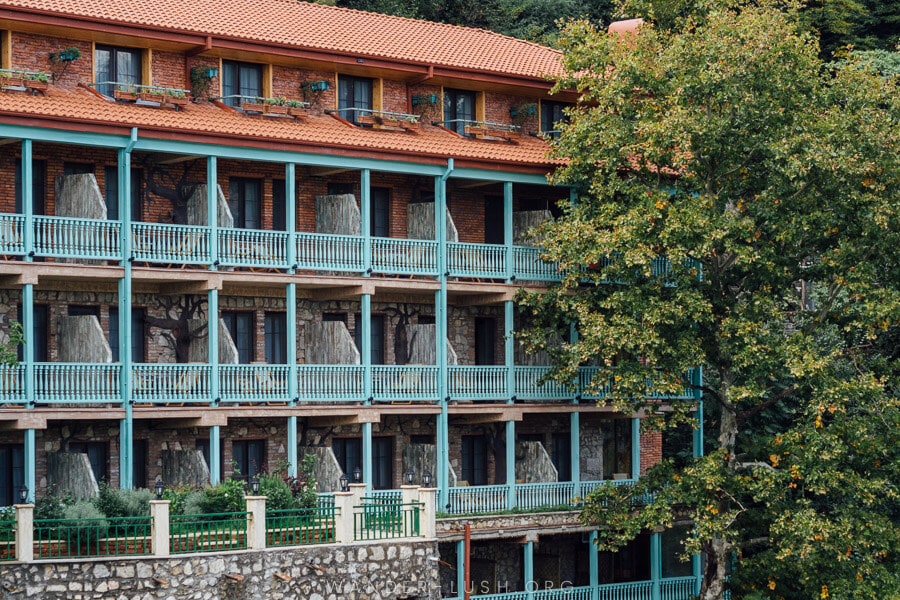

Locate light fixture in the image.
[339,473,349,492]
[353,465,362,483]
[422,470,432,487]
[249,475,260,495]
[18,484,28,503]
[404,468,415,485]
[154,480,165,499]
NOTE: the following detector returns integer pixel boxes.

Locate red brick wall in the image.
[151,50,186,89]
[640,430,662,475]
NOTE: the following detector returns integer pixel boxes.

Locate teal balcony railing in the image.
[443,480,636,515]
[33,216,120,260]
[372,365,439,402]
[131,222,211,265]
[447,242,507,279]
[131,364,212,404]
[370,237,438,276]
[0,213,25,256]
[295,232,364,273]
[448,366,506,401]
[512,245,561,282]
[218,228,289,269]
[296,365,365,402]
[446,484,508,514]
[219,364,291,404]
[578,367,613,400]
[0,365,26,405]
[33,363,121,404]
[353,498,421,541]
[514,366,574,401]
[660,577,697,600]
[515,481,580,510]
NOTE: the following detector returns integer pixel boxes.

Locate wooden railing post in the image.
[150,500,170,557]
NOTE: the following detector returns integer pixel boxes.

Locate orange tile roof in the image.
[0,88,558,171]
[1,0,563,80]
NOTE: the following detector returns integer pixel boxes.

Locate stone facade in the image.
[0,541,441,600]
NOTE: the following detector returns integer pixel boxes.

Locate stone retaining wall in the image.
[0,540,441,600]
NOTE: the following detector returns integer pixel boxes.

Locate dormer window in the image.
[95,45,141,98]
[222,60,262,108]
[338,75,373,124]
[444,89,475,135]
[541,100,569,139]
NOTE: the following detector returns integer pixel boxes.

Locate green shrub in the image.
[259,472,297,511]
[196,478,246,515]
[94,482,152,518]
[179,491,206,516]
[62,501,108,547]
[161,485,195,516]
[34,494,67,522]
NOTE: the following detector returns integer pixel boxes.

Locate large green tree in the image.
[518,2,899,598]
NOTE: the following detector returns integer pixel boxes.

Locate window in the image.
[16,304,48,362]
[228,178,262,229]
[69,441,108,484]
[418,315,435,325]
[132,439,148,489]
[327,182,356,196]
[0,444,24,507]
[222,60,262,107]
[444,89,476,135]
[338,75,373,124]
[332,437,362,480]
[323,312,347,324]
[409,434,434,445]
[68,305,99,317]
[461,435,488,485]
[540,101,569,138]
[552,433,571,481]
[372,437,394,490]
[371,187,390,237]
[104,166,143,221]
[197,438,224,481]
[601,419,632,479]
[64,162,94,177]
[14,159,47,214]
[264,312,287,364]
[222,312,255,364]
[95,45,141,98]
[474,317,496,365]
[272,179,287,231]
[483,196,504,245]
[109,307,146,362]
[354,314,385,364]
[232,439,265,479]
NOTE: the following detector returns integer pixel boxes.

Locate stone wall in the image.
[0,541,441,600]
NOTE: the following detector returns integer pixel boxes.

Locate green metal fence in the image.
[353,498,420,541]
[33,515,152,559]
[266,505,336,547]
[170,512,248,554]
[0,518,15,561]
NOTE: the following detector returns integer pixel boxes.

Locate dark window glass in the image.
[228,178,262,229]
[69,441,108,484]
[444,89,476,135]
[14,159,47,214]
[222,312,255,364]
[104,166,143,221]
[540,101,569,138]
[370,187,390,237]
[0,444,24,506]
[95,45,141,97]
[332,437,363,479]
[552,433,571,481]
[323,312,347,324]
[474,317,496,365]
[67,305,99,317]
[327,182,355,196]
[461,435,488,485]
[354,314,385,365]
[110,307,146,363]
[17,304,48,362]
[64,163,93,177]
[409,434,434,444]
[272,179,287,231]
[484,196,504,245]
[372,437,393,490]
[264,312,287,364]
[518,433,542,443]
[338,75,373,124]
[196,438,224,481]
[418,315,435,325]
[222,60,262,107]
[232,439,265,479]
[602,419,632,479]
[132,439,148,489]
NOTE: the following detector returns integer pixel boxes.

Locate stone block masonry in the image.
[0,540,442,600]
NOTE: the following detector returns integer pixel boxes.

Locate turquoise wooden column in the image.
[504,181,514,281]
[504,300,514,401]
[436,164,452,509]
[207,156,218,270]
[21,139,34,260]
[361,169,371,275]
[650,531,662,600]
[631,418,641,480]
[570,412,581,500]
[692,367,704,593]
[455,539,466,600]
[589,530,599,600]
[286,162,298,478]
[361,292,373,488]
[523,540,535,599]
[505,420,516,509]
[208,285,221,484]
[118,146,134,489]
[21,139,35,500]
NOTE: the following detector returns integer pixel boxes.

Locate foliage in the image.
[846,49,900,76]
[193,478,247,515]
[0,321,24,366]
[520,1,899,598]
[34,493,68,522]
[259,472,298,511]
[94,483,152,518]
[286,453,319,509]
[161,484,196,516]
[62,500,108,546]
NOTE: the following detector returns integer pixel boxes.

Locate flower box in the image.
[138,92,164,103]
[115,89,138,101]
[0,77,24,89]
[25,79,49,92]
[356,114,377,125]
[288,106,307,118]
[166,94,189,108]
[265,104,289,115]
[242,102,265,113]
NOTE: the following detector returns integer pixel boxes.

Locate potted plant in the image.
[24,71,49,93]
[49,47,81,63]
[138,86,165,103]
[114,82,138,101]
[241,97,265,113]
[285,99,308,117]
[165,89,189,108]
[264,96,289,115]
[0,70,24,89]
[356,112,377,126]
